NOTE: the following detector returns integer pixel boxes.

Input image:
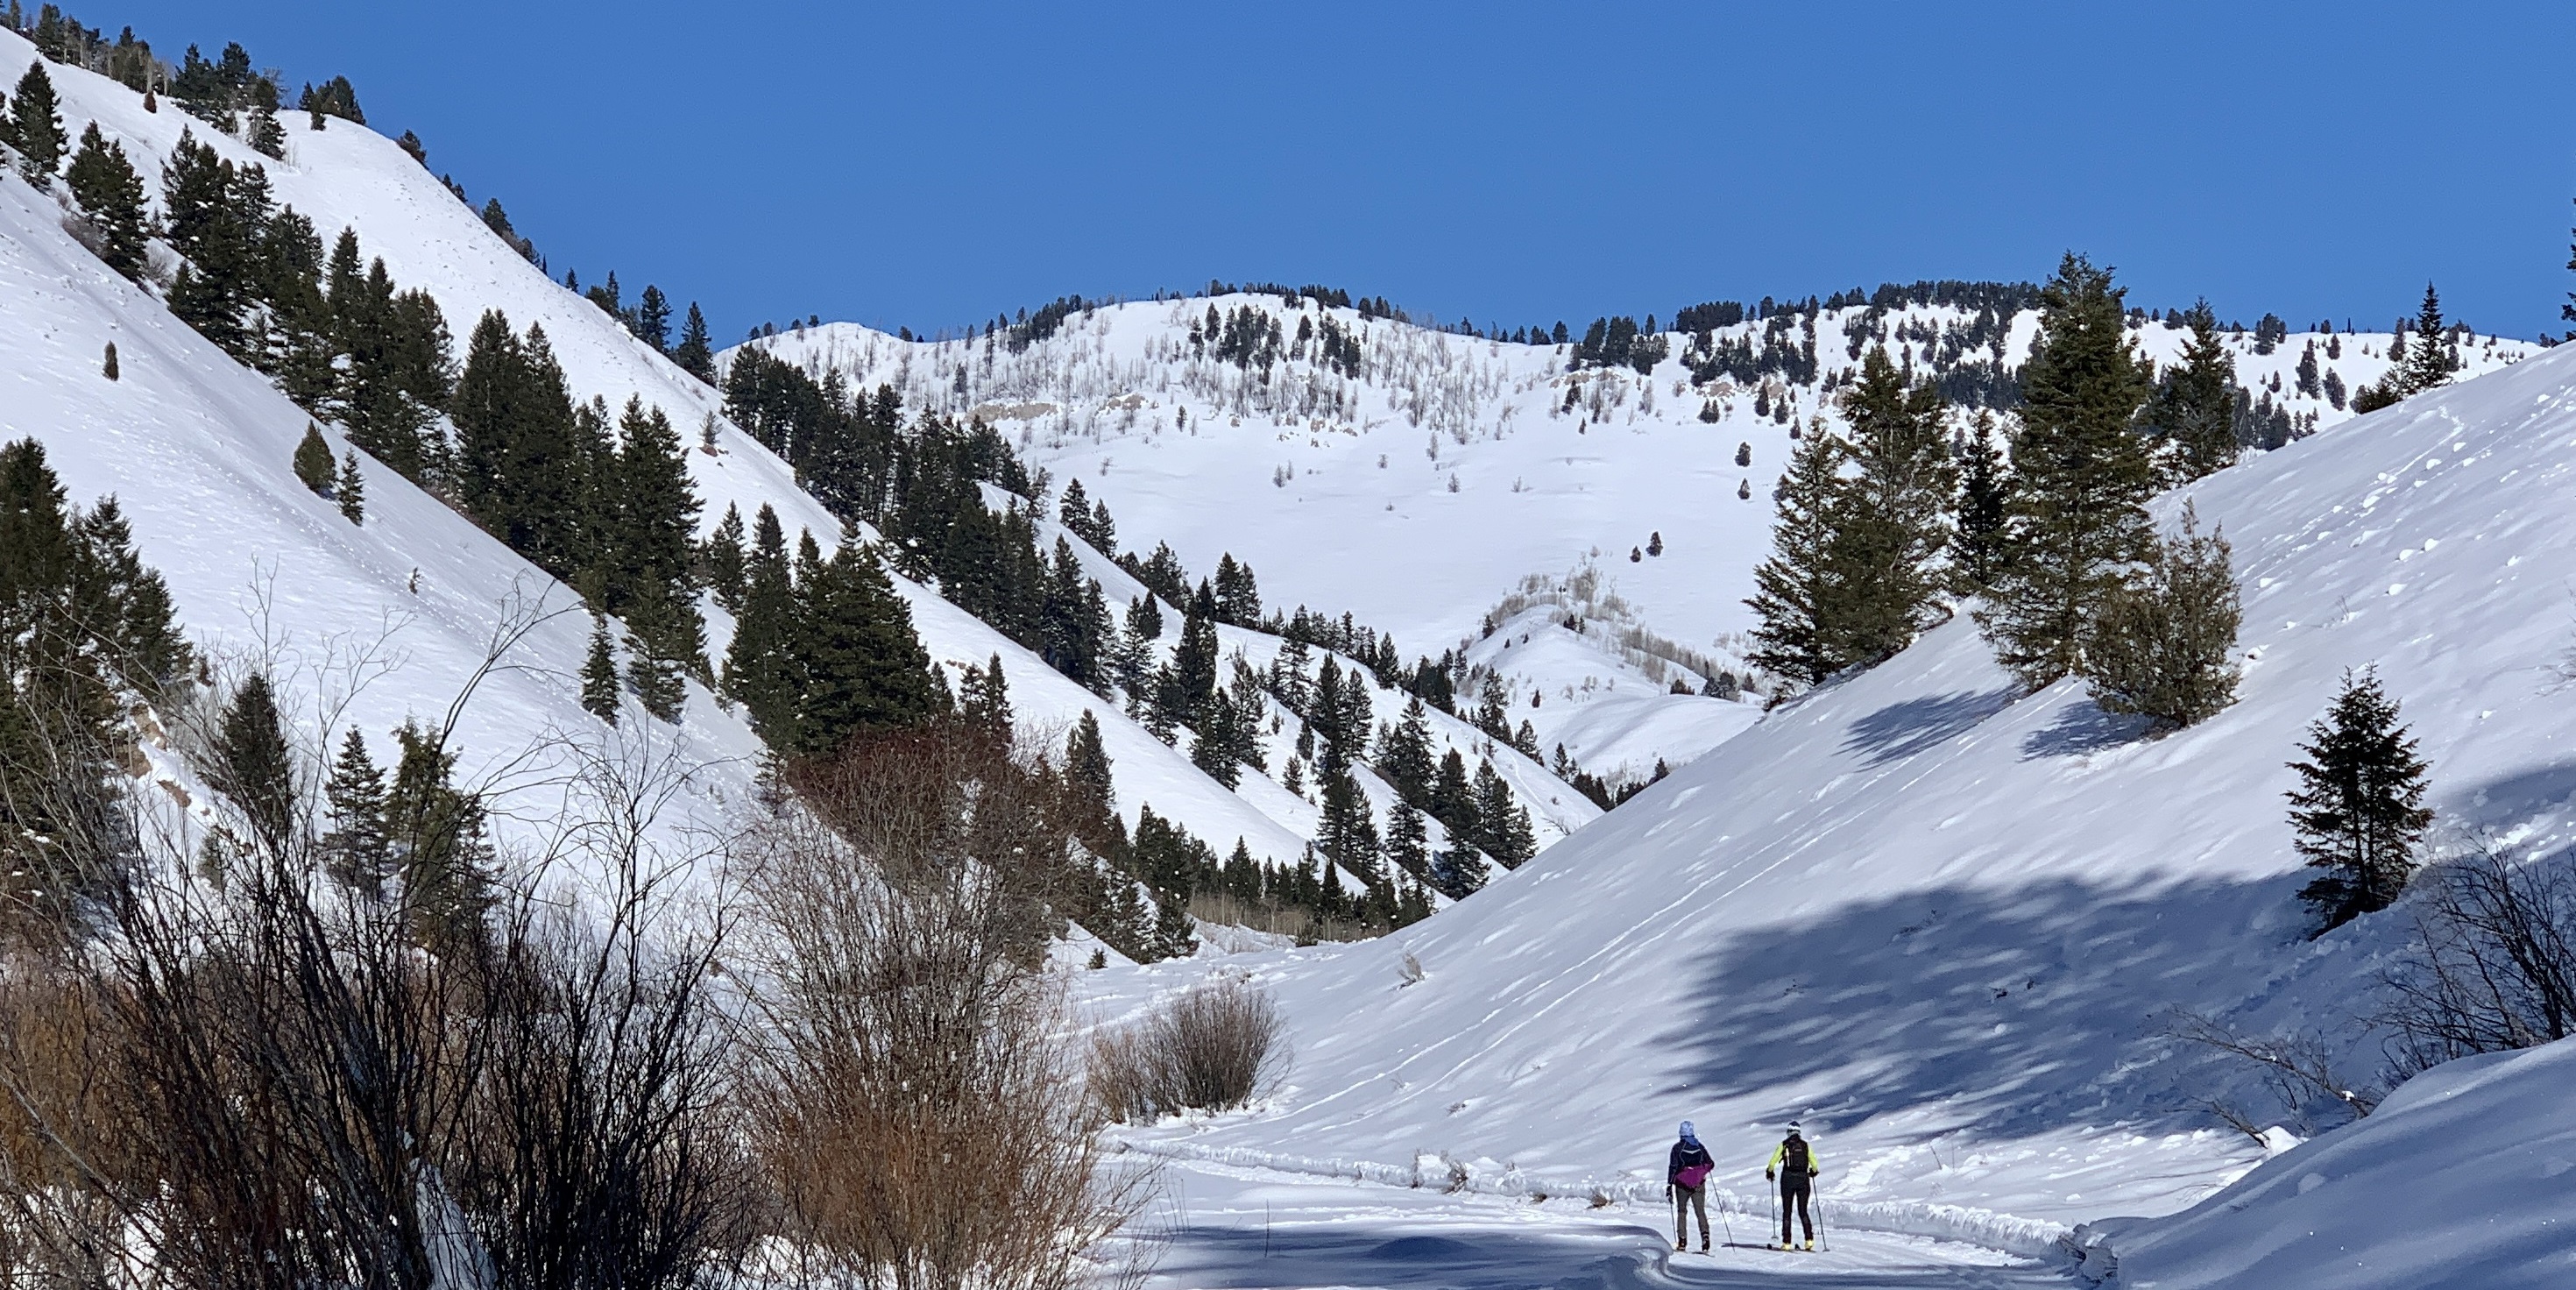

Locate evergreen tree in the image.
[63,123,148,278]
[1313,753,1382,880]
[622,575,690,723]
[335,451,365,522]
[704,502,748,612]
[1158,580,1221,729]
[209,672,296,855]
[671,302,715,382]
[788,539,941,754]
[959,652,1013,735]
[1744,419,1849,688]
[1951,411,2011,593]
[721,506,796,741]
[1975,254,2156,689]
[2147,300,2240,485]
[1431,833,1489,898]
[1065,710,1115,824]
[9,60,62,187]
[2084,504,2240,734]
[613,396,704,652]
[1212,553,1261,624]
[68,495,189,691]
[452,313,581,572]
[1428,747,1475,837]
[1471,759,1537,869]
[1832,345,1956,668]
[1377,696,1437,804]
[2396,282,2454,397]
[293,422,336,495]
[386,720,494,952]
[580,613,620,724]
[321,728,390,897]
[2289,669,2433,932]
[1386,797,1428,880]
[633,284,672,352]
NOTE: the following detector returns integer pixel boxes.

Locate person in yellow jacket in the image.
[1763,1122,1820,1250]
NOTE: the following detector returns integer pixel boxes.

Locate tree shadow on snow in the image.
[1842,690,2020,766]
[2446,760,2576,837]
[2019,698,2149,760]
[1652,873,2308,1140]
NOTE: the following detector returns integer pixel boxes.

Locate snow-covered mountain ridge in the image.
[739,294,2536,782]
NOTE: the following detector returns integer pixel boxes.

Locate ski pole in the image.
[1815,1195,1829,1253]
[1717,1187,1735,1247]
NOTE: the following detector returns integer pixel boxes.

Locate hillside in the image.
[1088,330,2576,1243]
[740,294,2536,783]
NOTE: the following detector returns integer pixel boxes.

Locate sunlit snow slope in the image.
[1106,338,2576,1244]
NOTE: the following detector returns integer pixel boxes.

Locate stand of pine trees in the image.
[2289,670,2434,932]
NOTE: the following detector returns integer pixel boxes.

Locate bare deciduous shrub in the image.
[1087,975,1285,1123]
[2379,841,2576,1075]
[2162,1008,2380,1141]
[747,726,1142,1290]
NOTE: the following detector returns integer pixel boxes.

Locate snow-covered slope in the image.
[739,295,2533,783]
[2079,1036,2576,1289]
[1093,336,2576,1245]
[0,30,1503,883]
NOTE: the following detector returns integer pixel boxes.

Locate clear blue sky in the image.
[99,0,2576,342]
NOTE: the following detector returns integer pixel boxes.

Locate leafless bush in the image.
[1087,976,1285,1123]
[747,733,1141,1290]
[2378,841,2576,1077]
[2163,1009,2380,1141]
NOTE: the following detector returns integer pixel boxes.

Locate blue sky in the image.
[98,1,2576,342]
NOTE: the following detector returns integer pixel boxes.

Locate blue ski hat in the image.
[1679,1120,1698,1143]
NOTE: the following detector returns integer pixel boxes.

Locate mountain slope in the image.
[1099,335,2576,1231]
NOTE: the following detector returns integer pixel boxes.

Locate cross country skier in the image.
[1764,1121,1820,1250]
[1666,1121,1715,1252]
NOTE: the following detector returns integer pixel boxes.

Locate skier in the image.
[1666,1120,1715,1252]
[1764,1121,1820,1250]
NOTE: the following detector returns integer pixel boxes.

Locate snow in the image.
[1071,326,2576,1279]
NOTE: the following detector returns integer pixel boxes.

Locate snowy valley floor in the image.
[1122,1157,2069,1290]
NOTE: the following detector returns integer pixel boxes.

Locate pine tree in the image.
[1951,411,2011,593]
[2084,504,2240,734]
[210,672,296,855]
[633,284,672,352]
[453,313,581,572]
[672,302,715,381]
[2148,301,2240,485]
[386,720,494,951]
[245,98,285,159]
[614,397,704,648]
[581,613,620,724]
[9,60,63,187]
[722,506,797,741]
[64,123,148,278]
[1431,833,1489,898]
[2396,282,2454,397]
[1313,754,1382,880]
[101,342,117,380]
[1832,345,1956,668]
[1065,710,1115,824]
[1472,759,1537,869]
[622,575,690,723]
[293,422,335,495]
[704,503,748,611]
[335,451,364,522]
[321,728,390,897]
[789,539,941,754]
[1975,254,2156,689]
[1377,697,1436,804]
[1158,581,1221,729]
[959,652,1013,735]
[2289,669,2433,932]
[1744,419,1849,688]
[1386,797,1428,879]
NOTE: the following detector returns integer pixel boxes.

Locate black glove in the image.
[1765,1170,1775,1181]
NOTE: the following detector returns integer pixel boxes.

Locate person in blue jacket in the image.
[1666,1120,1715,1251]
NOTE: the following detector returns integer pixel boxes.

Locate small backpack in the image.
[1783,1138,1810,1174]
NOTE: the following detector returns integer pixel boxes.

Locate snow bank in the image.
[2077,1037,2576,1288]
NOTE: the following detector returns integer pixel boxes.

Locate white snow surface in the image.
[1076,333,2576,1279]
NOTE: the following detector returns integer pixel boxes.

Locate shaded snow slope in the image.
[1100,339,2576,1234]
[2081,1037,2576,1289]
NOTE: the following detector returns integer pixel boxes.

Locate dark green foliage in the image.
[1157,582,1221,732]
[101,341,116,380]
[335,451,364,523]
[293,422,335,495]
[1376,697,1436,806]
[1129,806,1205,958]
[1974,254,2157,689]
[1189,662,1267,789]
[64,123,148,278]
[1829,345,1957,668]
[1037,538,1110,693]
[453,312,584,572]
[702,503,747,613]
[581,614,619,725]
[330,240,456,483]
[622,577,690,723]
[782,539,942,755]
[1951,412,2010,593]
[671,302,715,382]
[603,396,706,685]
[2289,670,2433,932]
[1744,422,1849,688]
[2396,283,2455,397]
[321,728,389,897]
[1469,759,1536,870]
[2147,301,2241,484]
[632,285,671,352]
[959,653,1012,735]
[1212,554,1261,625]
[2084,505,2240,734]
[9,60,63,186]
[209,673,295,854]
[1570,316,1671,373]
[297,74,364,124]
[1065,711,1114,823]
[385,720,494,952]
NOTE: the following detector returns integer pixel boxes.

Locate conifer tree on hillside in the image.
[612,398,704,634]
[1744,419,1850,688]
[209,672,295,855]
[8,60,63,187]
[2289,669,2434,932]
[1377,697,1437,805]
[703,503,747,612]
[1065,710,1115,825]
[1471,759,1536,870]
[453,314,583,572]
[2084,504,2240,734]
[386,720,494,952]
[1975,254,2156,689]
[672,302,716,382]
[959,654,1013,736]
[1832,346,1957,669]
[788,539,942,755]
[633,285,672,353]
[64,123,147,279]
[329,233,456,485]
[721,506,796,741]
[2396,282,2455,397]
[580,613,620,725]
[1951,411,2012,594]
[1157,581,1221,730]
[321,729,391,897]
[335,452,364,523]
[2148,301,2241,485]
[1212,554,1261,625]
[293,423,336,496]
[621,575,691,723]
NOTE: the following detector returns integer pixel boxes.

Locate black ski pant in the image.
[1779,1175,1813,1244]
[1672,1184,1708,1248]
